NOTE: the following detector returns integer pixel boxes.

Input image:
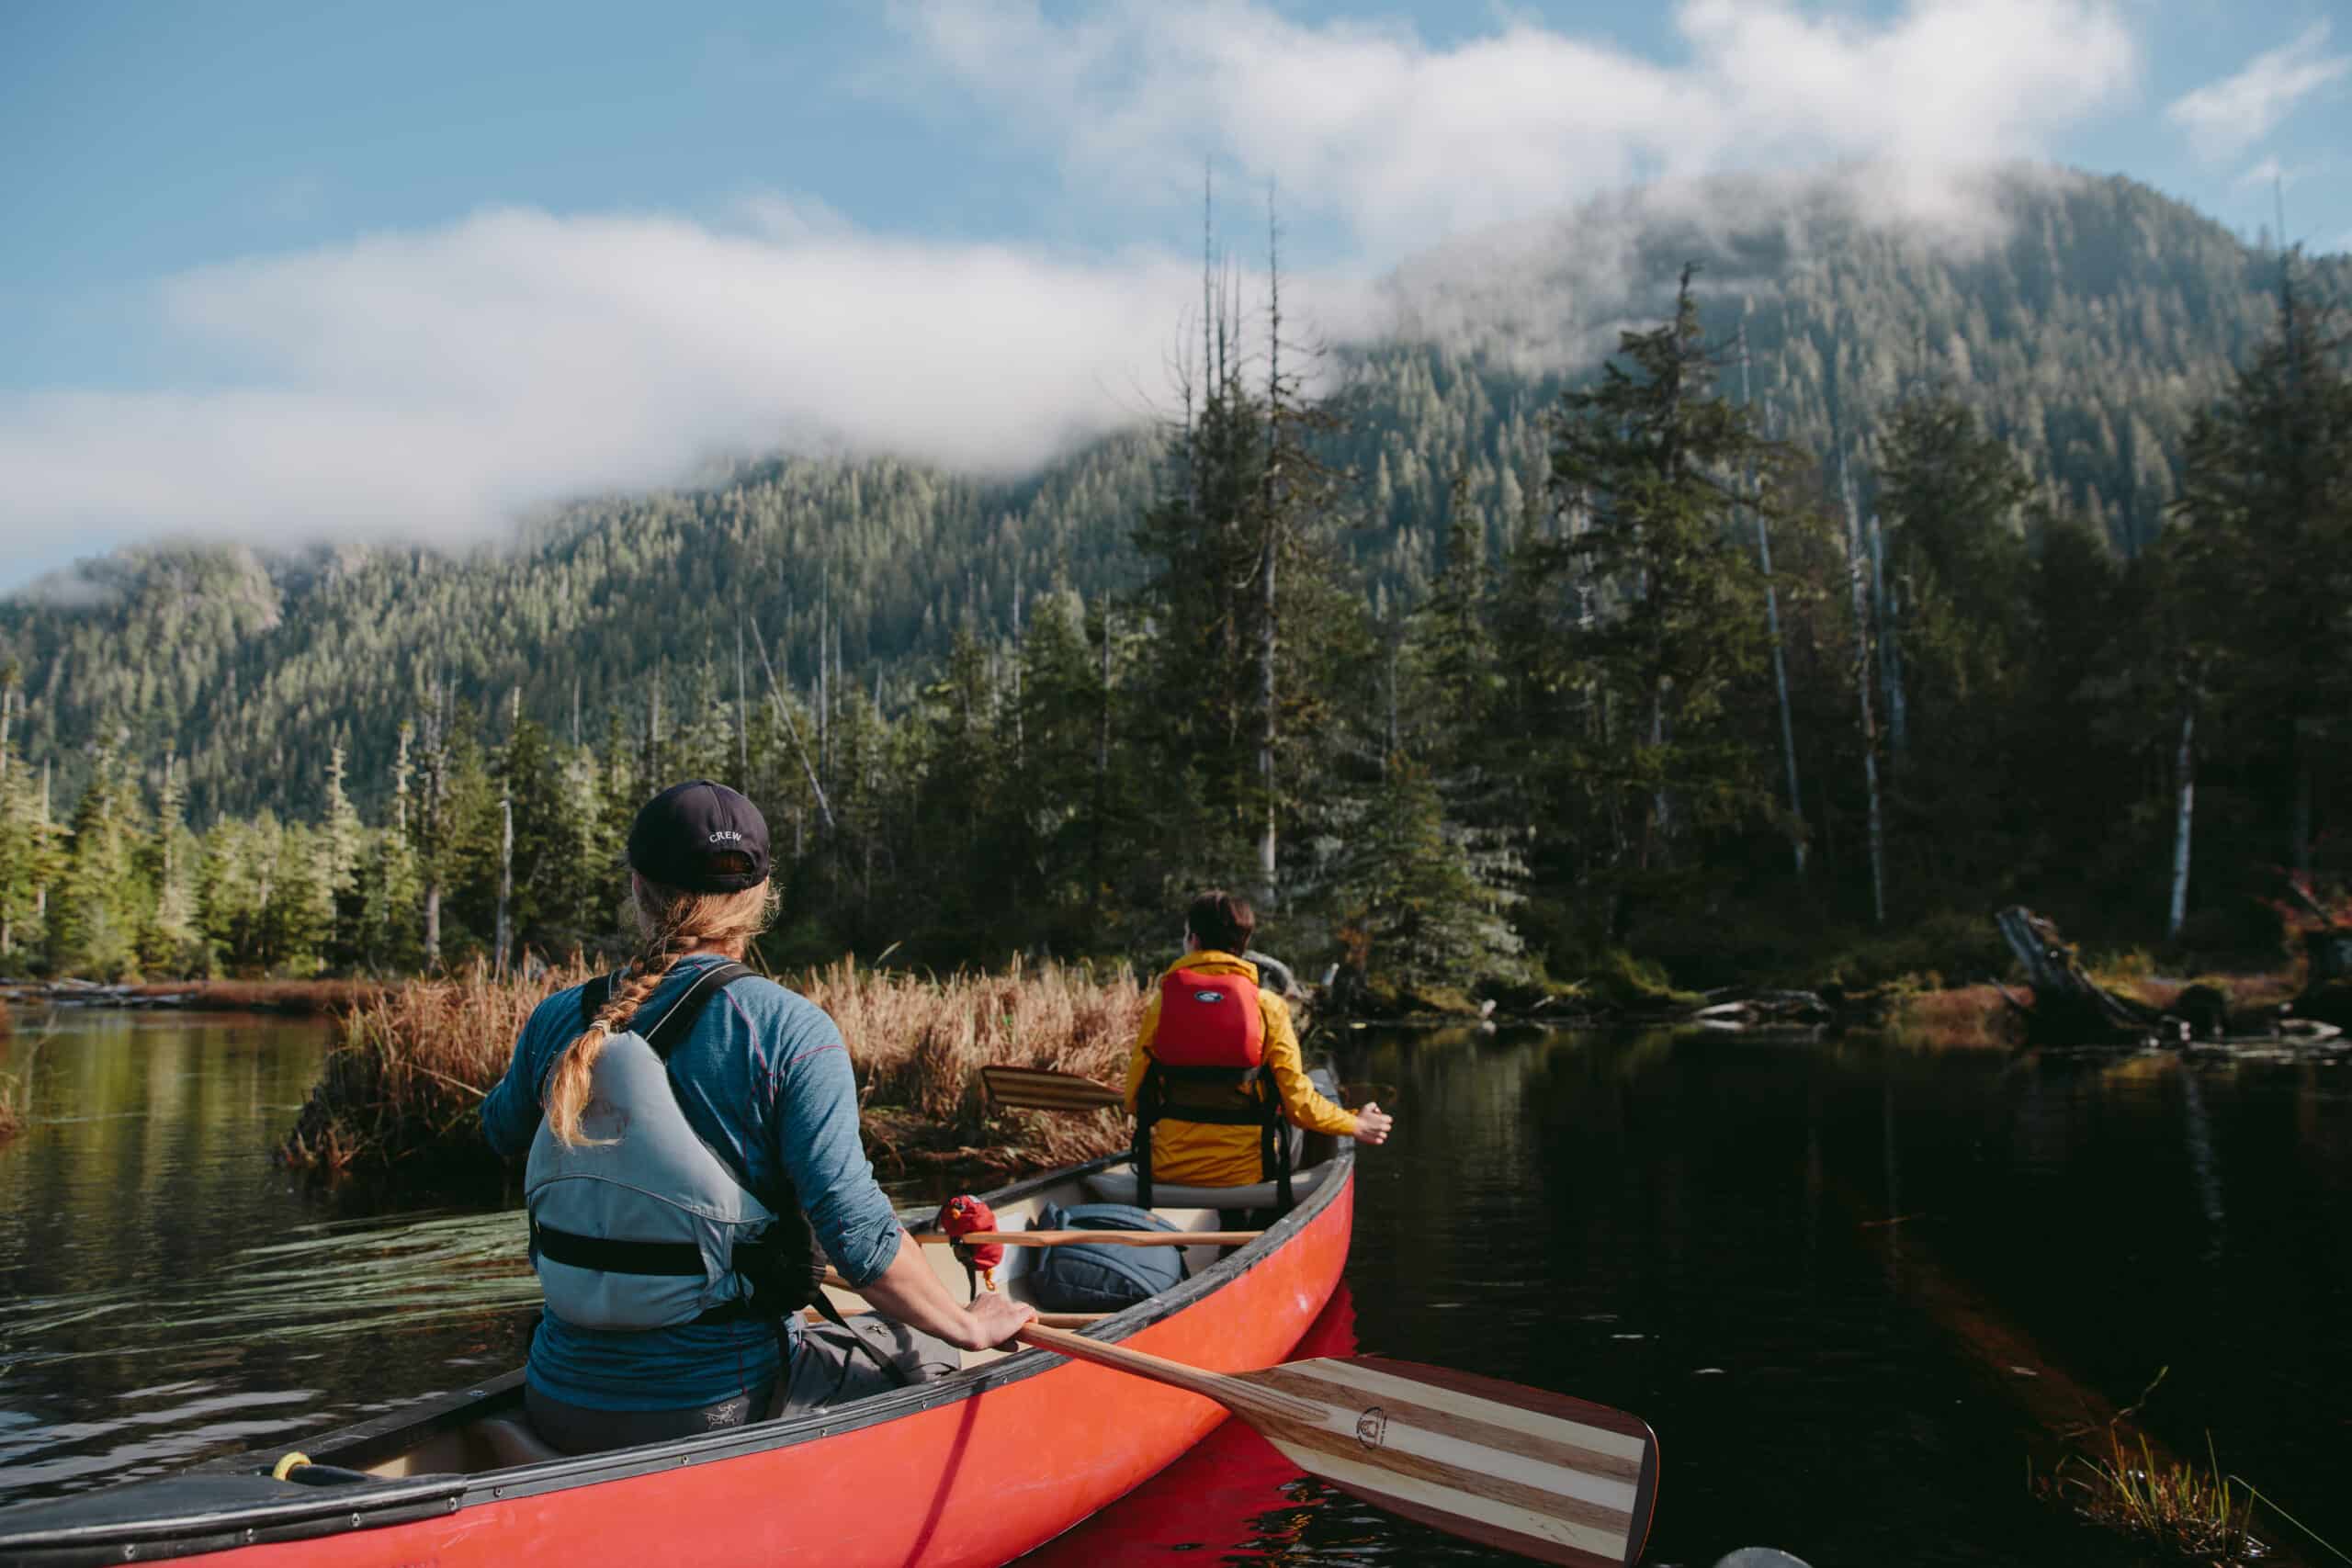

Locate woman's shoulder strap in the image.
[576,962,755,1059]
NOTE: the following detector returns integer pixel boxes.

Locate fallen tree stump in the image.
[1994,907,2180,1049]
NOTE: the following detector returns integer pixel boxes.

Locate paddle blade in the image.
[980,1064,1124,1111]
[1236,1356,1658,1567]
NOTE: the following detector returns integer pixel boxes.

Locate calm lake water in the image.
[3,1009,2348,1565]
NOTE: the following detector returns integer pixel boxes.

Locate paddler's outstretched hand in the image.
[961,1291,1036,1351]
[1352,1102,1394,1145]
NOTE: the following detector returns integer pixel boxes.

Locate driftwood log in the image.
[1994,907,2181,1048]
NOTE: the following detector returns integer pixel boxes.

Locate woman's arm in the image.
[774,1012,1032,1348]
[481,998,559,1156]
[852,1230,1034,1350]
[1262,998,1385,1141]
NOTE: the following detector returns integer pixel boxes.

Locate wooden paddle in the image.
[799,1303,1107,1328]
[910,1229,1261,1248]
[814,1270,1107,1328]
[1015,1322,1658,1567]
[979,1063,1123,1111]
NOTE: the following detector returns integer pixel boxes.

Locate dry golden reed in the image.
[281,954,1148,1180]
[1890,983,2026,1049]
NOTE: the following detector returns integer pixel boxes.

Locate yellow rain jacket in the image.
[1123,950,1359,1187]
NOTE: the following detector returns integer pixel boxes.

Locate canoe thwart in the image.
[911,1230,1261,1248]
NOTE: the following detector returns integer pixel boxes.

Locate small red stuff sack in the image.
[934,1195,1003,1281]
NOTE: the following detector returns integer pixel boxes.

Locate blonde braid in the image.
[543,877,778,1146]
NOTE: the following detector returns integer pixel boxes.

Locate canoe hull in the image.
[59,1167,1351,1568]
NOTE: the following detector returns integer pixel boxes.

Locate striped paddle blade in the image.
[979,1064,1124,1111]
[1240,1356,1657,1566]
[1016,1325,1658,1567]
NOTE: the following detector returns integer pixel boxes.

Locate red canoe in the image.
[0,1145,1354,1568]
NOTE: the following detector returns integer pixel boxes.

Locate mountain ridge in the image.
[3,165,2345,824]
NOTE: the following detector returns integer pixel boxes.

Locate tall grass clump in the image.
[280,958,588,1176]
[280,954,1149,1181]
[1888,983,2025,1049]
[2033,1432,2264,1564]
[821,955,1147,1172]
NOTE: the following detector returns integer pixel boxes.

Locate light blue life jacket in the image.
[524,962,816,1332]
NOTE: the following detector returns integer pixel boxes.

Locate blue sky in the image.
[2,0,2346,591]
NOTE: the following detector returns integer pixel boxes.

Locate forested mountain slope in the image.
[4,167,2343,825]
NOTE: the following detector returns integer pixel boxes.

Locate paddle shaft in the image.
[802,1303,1105,1327]
[911,1229,1260,1248]
[1013,1321,1281,1412]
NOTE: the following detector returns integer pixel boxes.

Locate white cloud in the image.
[0,1,2157,576]
[2232,154,2302,192]
[2165,21,2349,163]
[0,208,1220,568]
[892,0,2141,256]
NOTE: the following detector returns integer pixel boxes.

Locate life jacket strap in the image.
[580,960,755,1058]
[530,1220,704,1277]
[1133,1059,1291,1210]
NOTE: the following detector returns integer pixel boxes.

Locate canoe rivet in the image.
[493,1486,504,1498]
[244,1530,256,1544]
[351,1514,363,1528]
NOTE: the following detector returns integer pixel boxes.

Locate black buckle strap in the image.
[1134,1060,1292,1209]
[530,1220,705,1277]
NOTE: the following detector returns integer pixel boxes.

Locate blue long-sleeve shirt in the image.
[482,954,903,1410]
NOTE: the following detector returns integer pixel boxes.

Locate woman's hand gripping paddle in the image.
[1015,1322,1658,1567]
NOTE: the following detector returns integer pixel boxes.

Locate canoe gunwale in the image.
[408,1140,1351,1504]
[0,1141,1353,1562]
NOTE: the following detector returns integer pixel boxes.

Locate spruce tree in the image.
[1329,754,1524,992]
[1531,266,1783,939]
[47,732,147,978]
[139,752,202,975]
[320,740,366,964]
[357,723,425,973]
[2170,261,2352,885]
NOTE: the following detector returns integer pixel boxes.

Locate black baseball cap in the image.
[627,780,771,893]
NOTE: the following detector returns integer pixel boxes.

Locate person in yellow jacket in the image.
[1124,890,1393,1189]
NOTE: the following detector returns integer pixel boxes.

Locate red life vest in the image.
[1153,967,1265,1068]
[1134,964,1293,1212]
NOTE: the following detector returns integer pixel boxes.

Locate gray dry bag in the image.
[1025,1201,1189,1313]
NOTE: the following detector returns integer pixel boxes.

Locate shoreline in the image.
[0,977,387,1015]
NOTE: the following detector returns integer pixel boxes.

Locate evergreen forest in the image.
[2,168,2347,994]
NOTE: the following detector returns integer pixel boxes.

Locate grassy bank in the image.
[279,957,1148,1186]
[1882,959,2307,1049]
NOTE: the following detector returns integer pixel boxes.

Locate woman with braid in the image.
[482,781,1032,1454]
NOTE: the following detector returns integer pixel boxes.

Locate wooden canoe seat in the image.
[1081,1160,1335,1212]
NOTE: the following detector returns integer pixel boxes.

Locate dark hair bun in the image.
[1185,889,1256,954]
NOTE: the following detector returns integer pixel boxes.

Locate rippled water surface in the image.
[4,1010,2348,1565]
